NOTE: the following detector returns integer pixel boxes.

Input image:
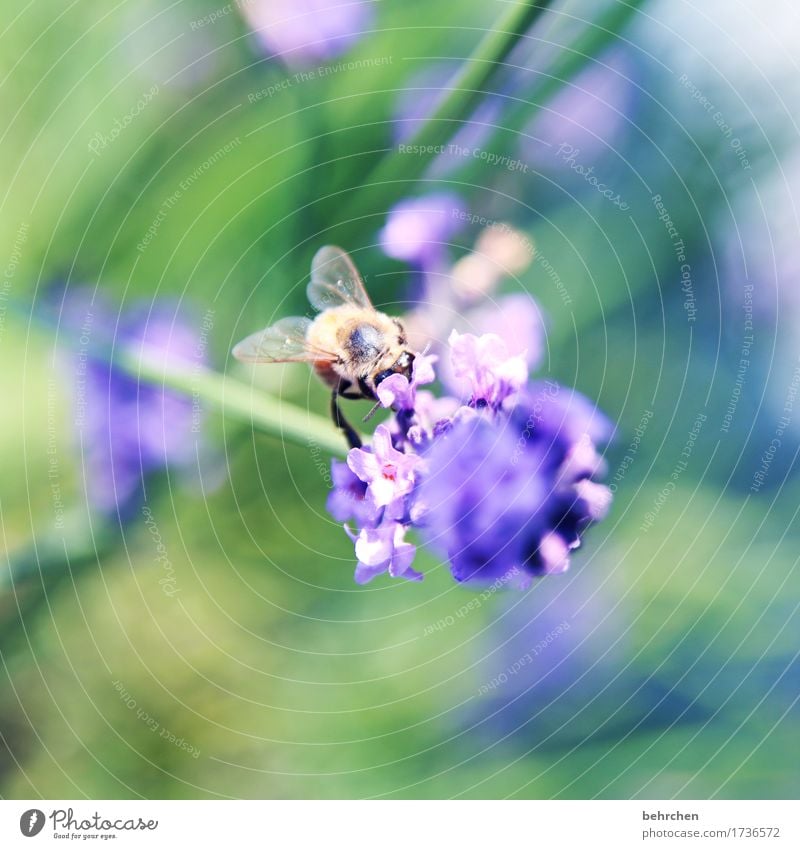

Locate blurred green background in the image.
[0,0,798,799]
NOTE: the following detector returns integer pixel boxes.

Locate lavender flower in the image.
[61,289,207,515]
[241,0,373,68]
[346,521,421,584]
[334,424,424,584]
[347,424,420,508]
[327,329,613,587]
[419,382,613,586]
[379,193,467,270]
[448,329,528,408]
[520,51,636,171]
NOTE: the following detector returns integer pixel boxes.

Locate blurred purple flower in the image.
[241,0,373,68]
[520,51,636,170]
[379,193,467,269]
[461,569,710,751]
[61,289,208,515]
[464,293,545,368]
[401,224,540,371]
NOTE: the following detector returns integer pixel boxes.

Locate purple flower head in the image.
[336,425,425,585]
[241,0,373,68]
[448,329,528,408]
[325,271,613,587]
[346,522,422,584]
[379,193,467,269]
[60,289,208,515]
[375,352,437,412]
[419,385,612,586]
[346,424,420,509]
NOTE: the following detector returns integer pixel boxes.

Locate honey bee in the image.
[233,246,416,449]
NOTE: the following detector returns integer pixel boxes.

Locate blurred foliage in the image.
[1,0,798,799]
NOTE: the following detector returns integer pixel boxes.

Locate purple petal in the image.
[575,479,613,521]
[379,193,466,267]
[241,0,373,68]
[376,373,413,410]
[346,446,379,483]
[411,352,437,386]
[538,532,570,575]
[466,294,545,369]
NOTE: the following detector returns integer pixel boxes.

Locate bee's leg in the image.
[331,389,362,449]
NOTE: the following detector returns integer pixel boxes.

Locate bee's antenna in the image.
[362,401,382,423]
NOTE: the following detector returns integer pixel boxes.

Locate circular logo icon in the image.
[19,809,45,837]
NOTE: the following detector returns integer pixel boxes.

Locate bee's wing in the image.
[307,245,374,312]
[232,316,330,363]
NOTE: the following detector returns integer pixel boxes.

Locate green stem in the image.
[343,0,554,219]
[117,351,347,457]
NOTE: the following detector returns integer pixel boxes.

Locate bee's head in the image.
[374,350,415,389]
